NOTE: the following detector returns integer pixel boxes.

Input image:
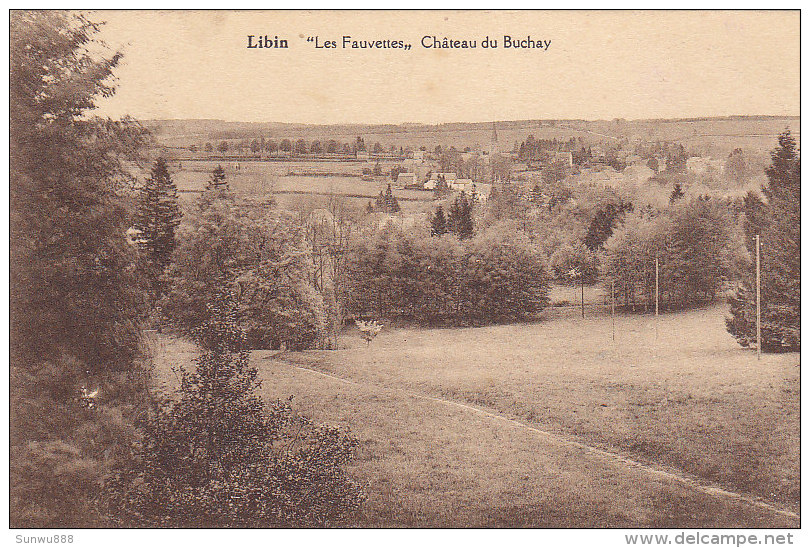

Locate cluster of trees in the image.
[517,135,582,161]
[431,192,475,239]
[633,141,689,172]
[343,224,550,325]
[602,197,743,311]
[10,11,362,528]
[726,133,800,351]
[549,242,599,284]
[369,183,401,213]
[159,183,335,351]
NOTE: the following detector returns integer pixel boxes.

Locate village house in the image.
[396,172,417,186]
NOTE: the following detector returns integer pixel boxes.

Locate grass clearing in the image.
[152,305,799,527]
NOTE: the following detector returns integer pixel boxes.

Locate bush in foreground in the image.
[105,295,364,527]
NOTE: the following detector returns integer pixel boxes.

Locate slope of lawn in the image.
[271,305,800,514]
[151,304,799,527]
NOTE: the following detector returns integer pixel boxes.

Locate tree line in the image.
[343,223,550,325]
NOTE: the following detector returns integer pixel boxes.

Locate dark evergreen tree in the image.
[530,184,544,204]
[208,164,227,190]
[431,206,447,236]
[727,131,800,351]
[584,201,633,251]
[433,174,450,199]
[134,158,182,290]
[383,183,400,213]
[448,192,474,240]
[669,183,685,203]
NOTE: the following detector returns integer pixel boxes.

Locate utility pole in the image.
[611,279,616,342]
[655,256,659,318]
[655,255,659,343]
[756,234,762,360]
[581,271,585,319]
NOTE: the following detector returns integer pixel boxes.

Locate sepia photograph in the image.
[7,8,801,540]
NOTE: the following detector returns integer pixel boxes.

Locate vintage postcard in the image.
[8,8,800,541]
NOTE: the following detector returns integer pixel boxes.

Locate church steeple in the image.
[490,121,498,156]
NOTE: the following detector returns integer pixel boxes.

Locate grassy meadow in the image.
[151,304,799,527]
[165,159,433,214]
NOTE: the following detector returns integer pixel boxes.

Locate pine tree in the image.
[448,193,474,239]
[530,184,544,204]
[208,164,227,190]
[727,131,800,351]
[384,183,400,213]
[134,158,182,289]
[431,206,447,236]
[669,183,685,203]
[433,174,450,199]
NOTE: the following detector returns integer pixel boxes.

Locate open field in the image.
[158,159,433,213]
[151,304,799,527]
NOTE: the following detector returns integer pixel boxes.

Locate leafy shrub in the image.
[161,190,328,350]
[104,296,364,527]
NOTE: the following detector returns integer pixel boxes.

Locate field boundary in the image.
[267,354,800,523]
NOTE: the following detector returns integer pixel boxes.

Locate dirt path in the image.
[271,355,799,523]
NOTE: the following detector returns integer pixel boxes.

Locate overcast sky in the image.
[92,10,799,124]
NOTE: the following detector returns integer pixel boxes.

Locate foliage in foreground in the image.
[10,11,151,527]
[105,295,365,527]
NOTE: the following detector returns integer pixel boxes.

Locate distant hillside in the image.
[144,116,799,158]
